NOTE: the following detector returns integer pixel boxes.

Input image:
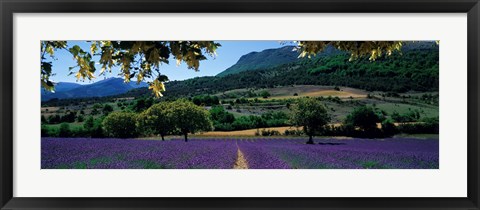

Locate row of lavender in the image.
[41,137,439,169]
[237,138,439,169]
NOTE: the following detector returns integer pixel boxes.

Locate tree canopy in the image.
[290,98,331,144]
[102,112,138,138]
[344,106,382,132]
[136,102,175,140]
[169,99,212,142]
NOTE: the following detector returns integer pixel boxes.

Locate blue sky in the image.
[46,41,294,84]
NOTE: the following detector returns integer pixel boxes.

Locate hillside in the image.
[114,42,438,99]
[216,46,299,76]
[43,41,439,103]
[217,45,343,77]
[41,77,148,101]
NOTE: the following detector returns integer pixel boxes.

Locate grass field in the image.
[43,122,84,130]
[195,126,297,137]
[375,102,439,118]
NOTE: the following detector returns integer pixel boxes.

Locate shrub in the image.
[83,116,105,137]
[261,129,281,136]
[58,123,71,137]
[344,106,381,132]
[284,129,304,136]
[391,109,421,122]
[102,104,114,115]
[260,91,271,99]
[397,117,439,134]
[41,125,59,137]
[102,112,138,138]
[381,118,397,137]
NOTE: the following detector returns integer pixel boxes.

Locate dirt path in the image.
[233,147,248,169]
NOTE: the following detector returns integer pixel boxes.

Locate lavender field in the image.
[41,137,439,169]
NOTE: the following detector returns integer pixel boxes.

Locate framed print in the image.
[1,0,479,209]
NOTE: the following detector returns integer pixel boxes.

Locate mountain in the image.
[217,45,342,77]
[41,77,148,101]
[52,82,82,92]
[216,46,301,77]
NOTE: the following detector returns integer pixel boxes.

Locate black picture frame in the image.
[1,0,479,209]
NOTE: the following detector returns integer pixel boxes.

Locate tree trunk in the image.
[161,134,165,141]
[184,133,188,142]
[306,135,314,144]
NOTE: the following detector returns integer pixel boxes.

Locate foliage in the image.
[259,90,271,99]
[295,41,404,61]
[397,117,439,134]
[41,124,89,138]
[344,106,382,132]
[192,95,219,106]
[209,106,235,131]
[102,112,138,138]
[130,98,154,112]
[169,100,213,141]
[41,41,67,91]
[84,116,105,137]
[102,104,114,115]
[284,129,305,136]
[289,98,331,144]
[58,123,71,137]
[261,111,289,127]
[260,129,281,136]
[137,102,175,140]
[391,109,421,122]
[46,112,76,124]
[231,115,266,130]
[381,119,397,137]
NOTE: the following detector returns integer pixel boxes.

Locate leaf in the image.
[46,45,54,56]
[90,42,97,54]
[148,79,166,97]
[157,75,169,82]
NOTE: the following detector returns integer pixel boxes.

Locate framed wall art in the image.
[1,0,479,209]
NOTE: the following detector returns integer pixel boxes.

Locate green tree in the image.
[84,116,95,131]
[58,123,71,137]
[137,102,175,140]
[344,106,381,132]
[209,106,235,124]
[260,90,271,99]
[84,116,105,138]
[102,104,114,115]
[381,118,397,137]
[91,108,99,115]
[76,115,84,122]
[170,100,213,142]
[290,98,331,144]
[102,112,138,138]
